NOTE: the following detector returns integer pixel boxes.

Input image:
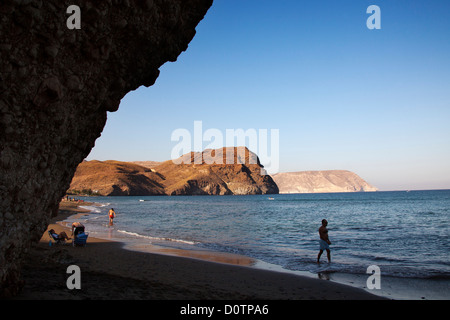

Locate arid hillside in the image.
[271,170,378,194]
[69,147,279,196]
[69,160,165,196]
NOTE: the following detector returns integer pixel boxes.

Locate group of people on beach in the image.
[48,221,86,242]
[49,208,117,242]
[62,195,85,203]
[51,205,330,264]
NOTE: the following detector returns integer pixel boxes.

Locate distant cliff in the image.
[69,147,279,196]
[271,170,378,194]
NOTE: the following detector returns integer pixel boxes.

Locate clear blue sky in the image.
[87,0,450,191]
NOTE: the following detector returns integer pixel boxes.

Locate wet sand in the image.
[14,201,383,300]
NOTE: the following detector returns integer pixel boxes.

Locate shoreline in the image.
[62,201,450,300]
[13,201,384,300]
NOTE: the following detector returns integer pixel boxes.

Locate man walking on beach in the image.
[317,219,331,263]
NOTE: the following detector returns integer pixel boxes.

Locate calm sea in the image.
[68,190,450,299]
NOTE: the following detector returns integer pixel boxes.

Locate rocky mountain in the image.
[157,147,278,195]
[69,147,279,196]
[69,160,166,196]
[271,170,378,194]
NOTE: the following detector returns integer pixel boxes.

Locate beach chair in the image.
[48,231,66,245]
[73,232,89,247]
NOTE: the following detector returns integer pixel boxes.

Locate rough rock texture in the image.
[69,160,165,196]
[156,147,279,196]
[0,0,212,296]
[69,147,279,196]
[271,170,378,194]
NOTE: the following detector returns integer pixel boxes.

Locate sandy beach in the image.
[13,201,384,300]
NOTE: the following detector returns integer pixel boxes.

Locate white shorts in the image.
[319,239,330,250]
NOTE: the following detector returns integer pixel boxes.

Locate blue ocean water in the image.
[69,190,450,297]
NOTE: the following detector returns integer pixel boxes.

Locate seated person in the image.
[71,222,85,238]
[49,229,71,241]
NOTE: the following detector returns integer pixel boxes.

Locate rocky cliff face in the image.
[155,147,279,195]
[69,147,279,196]
[271,170,378,194]
[0,0,212,296]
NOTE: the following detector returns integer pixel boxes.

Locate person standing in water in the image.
[317,219,331,263]
[108,208,116,225]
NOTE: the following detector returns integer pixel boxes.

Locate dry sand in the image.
[14,201,384,300]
